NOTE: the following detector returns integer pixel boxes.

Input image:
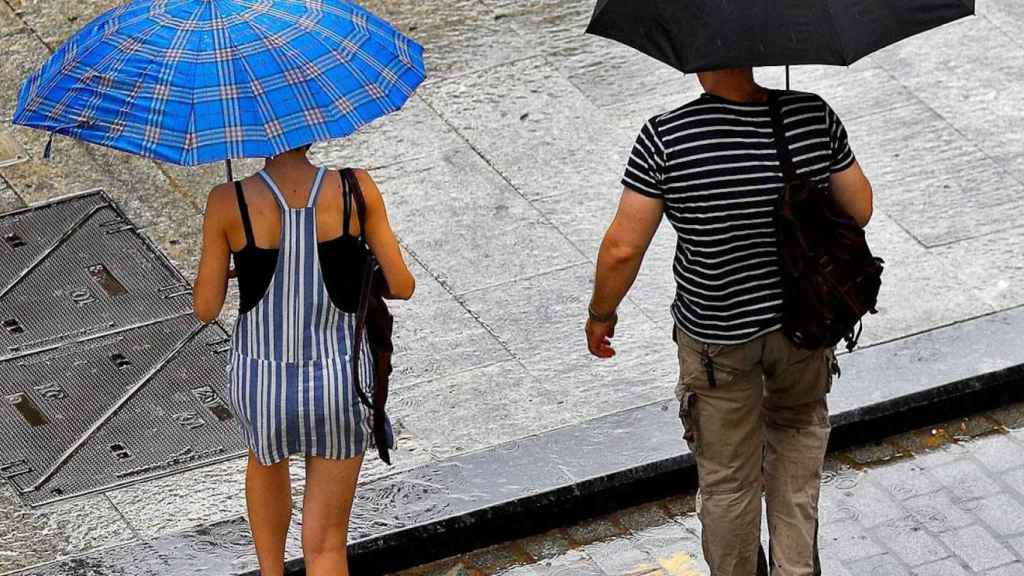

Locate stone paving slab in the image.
[4,0,119,49]
[0,174,24,212]
[420,56,629,204]
[870,6,1024,187]
[0,482,135,574]
[933,227,1024,312]
[396,404,1024,576]
[854,210,995,347]
[847,101,1024,248]
[363,0,532,82]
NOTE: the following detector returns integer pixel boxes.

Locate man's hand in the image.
[586,316,618,358]
[585,187,664,359]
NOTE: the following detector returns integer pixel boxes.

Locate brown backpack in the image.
[768,92,884,352]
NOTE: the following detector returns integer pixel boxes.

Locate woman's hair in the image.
[288,143,312,154]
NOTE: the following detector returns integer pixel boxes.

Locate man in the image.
[586,68,873,576]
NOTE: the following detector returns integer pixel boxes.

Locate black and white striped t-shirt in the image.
[624,90,856,345]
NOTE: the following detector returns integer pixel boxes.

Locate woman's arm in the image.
[193,183,234,323]
[355,169,415,300]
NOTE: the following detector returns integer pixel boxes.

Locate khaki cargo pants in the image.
[675,327,836,576]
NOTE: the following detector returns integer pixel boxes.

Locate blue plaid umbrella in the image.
[13,0,425,167]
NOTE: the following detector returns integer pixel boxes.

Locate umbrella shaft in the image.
[225,159,234,182]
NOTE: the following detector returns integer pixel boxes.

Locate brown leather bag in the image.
[342,168,396,465]
[768,92,884,352]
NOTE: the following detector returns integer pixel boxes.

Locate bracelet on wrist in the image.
[588,305,618,323]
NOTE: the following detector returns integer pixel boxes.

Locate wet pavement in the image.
[397,402,1024,576]
[1,0,1023,573]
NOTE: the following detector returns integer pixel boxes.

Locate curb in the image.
[266,306,1024,574]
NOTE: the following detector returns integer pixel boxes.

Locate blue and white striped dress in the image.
[227,167,374,466]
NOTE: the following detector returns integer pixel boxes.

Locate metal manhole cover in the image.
[0,129,28,168]
[0,192,191,358]
[0,192,244,506]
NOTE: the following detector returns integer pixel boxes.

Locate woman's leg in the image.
[245,451,293,576]
[301,455,364,576]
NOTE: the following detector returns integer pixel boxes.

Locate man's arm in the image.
[586,188,665,358]
[830,160,873,227]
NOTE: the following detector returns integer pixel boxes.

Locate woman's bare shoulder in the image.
[350,168,383,201]
[204,181,240,223]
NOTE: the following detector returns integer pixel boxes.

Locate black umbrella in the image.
[586,0,975,74]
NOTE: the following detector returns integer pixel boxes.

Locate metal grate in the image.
[0,191,245,506]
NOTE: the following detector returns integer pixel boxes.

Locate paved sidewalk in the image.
[1,0,1023,573]
[397,402,1024,576]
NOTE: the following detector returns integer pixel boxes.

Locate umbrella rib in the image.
[233,41,285,157]
[237,6,374,147]
[207,0,247,160]
[234,6,321,152]
[57,20,169,141]
[135,0,207,163]
[26,0,195,104]
[298,21,402,128]
[299,7,424,121]
[182,0,208,166]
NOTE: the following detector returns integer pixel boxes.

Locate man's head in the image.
[696,67,756,92]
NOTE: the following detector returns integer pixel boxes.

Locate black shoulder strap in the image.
[345,167,378,413]
[341,170,353,237]
[768,92,798,181]
[234,180,256,248]
[341,168,368,240]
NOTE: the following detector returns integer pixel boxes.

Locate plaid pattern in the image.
[13,0,425,166]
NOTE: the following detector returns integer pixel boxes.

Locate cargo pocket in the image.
[679,391,700,451]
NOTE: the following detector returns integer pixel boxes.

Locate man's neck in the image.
[698,69,769,103]
[705,83,769,103]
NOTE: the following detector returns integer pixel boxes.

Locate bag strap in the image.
[233,180,256,248]
[341,172,354,238]
[341,168,378,411]
[767,92,798,182]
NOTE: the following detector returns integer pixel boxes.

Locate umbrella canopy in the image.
[13,0,425,166]
[586,0,975,74]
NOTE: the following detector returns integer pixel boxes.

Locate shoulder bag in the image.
[341,168,396,464]
[767,92,884,352]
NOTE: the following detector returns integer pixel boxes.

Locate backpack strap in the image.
[234,180,256,249]
[768,92,798,182]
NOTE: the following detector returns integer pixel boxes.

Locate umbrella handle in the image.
[42,122,83,160]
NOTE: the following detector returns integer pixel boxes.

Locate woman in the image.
[192,144,415,576]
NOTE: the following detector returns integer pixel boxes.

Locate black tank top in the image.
[231,170,367,315]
